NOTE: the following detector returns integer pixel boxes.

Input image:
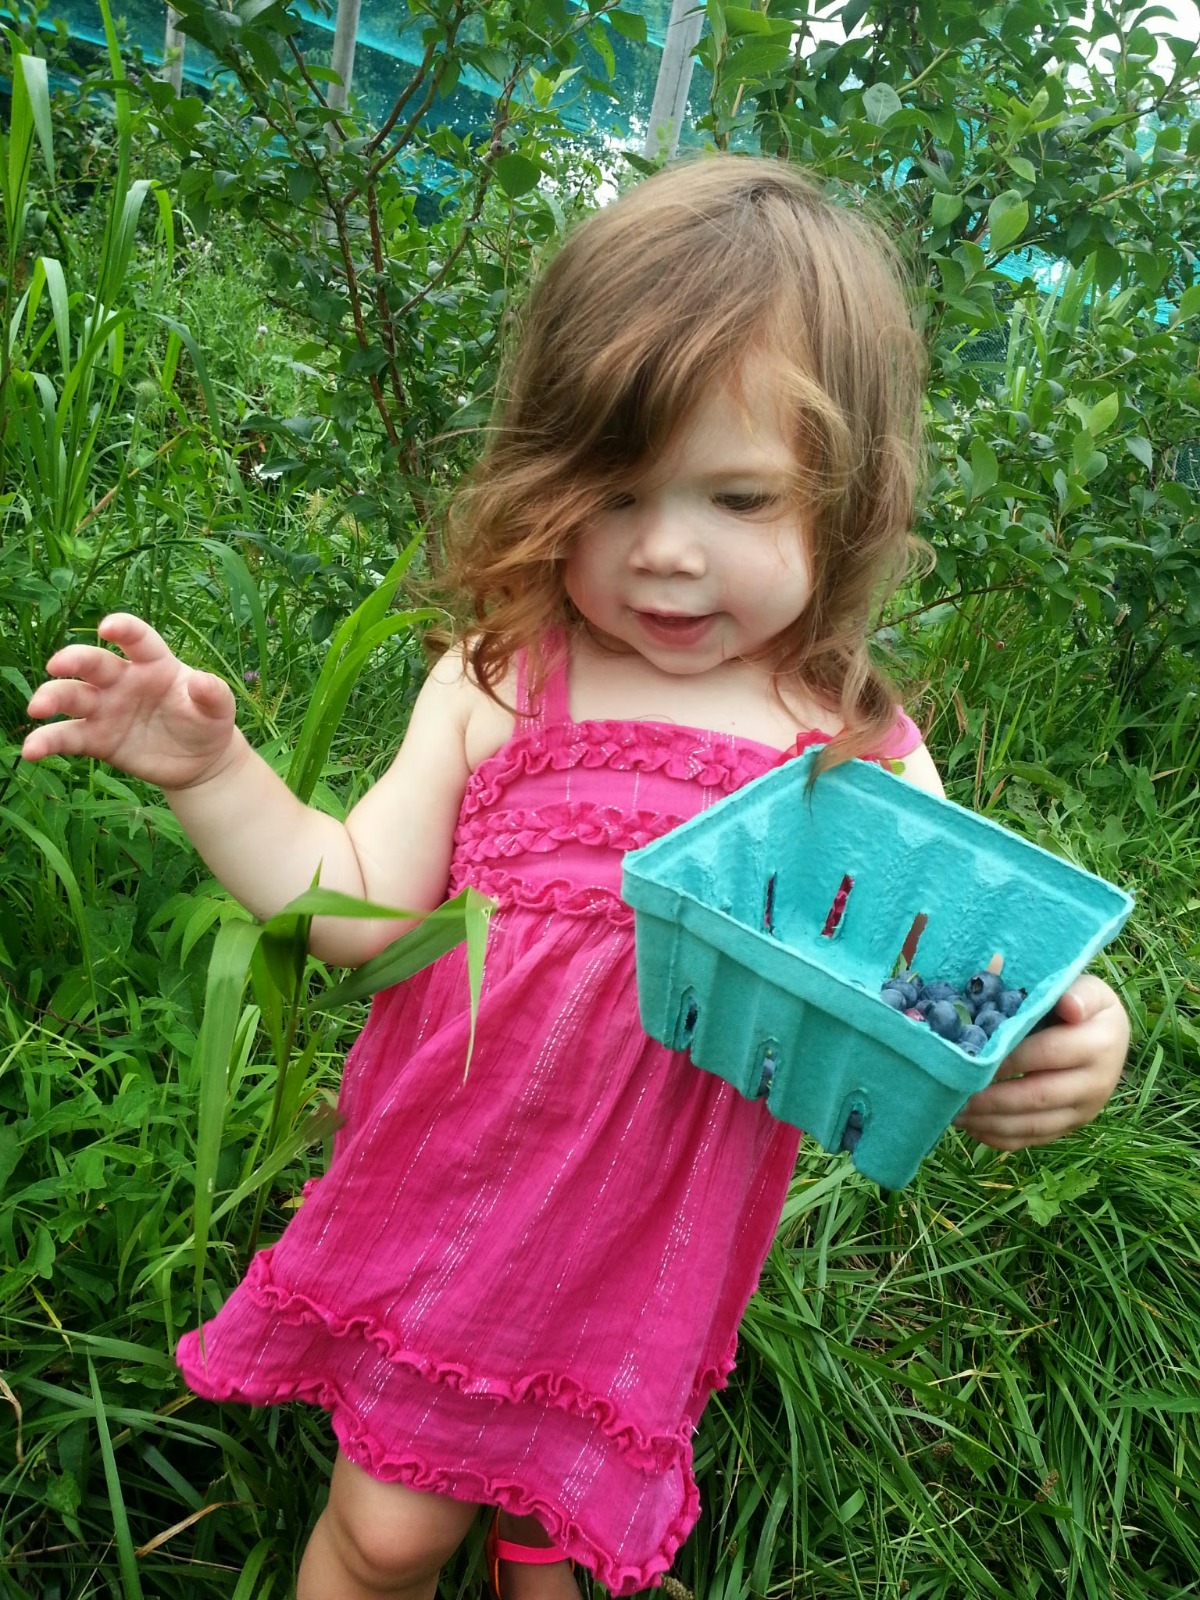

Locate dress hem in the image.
[176,1345,701,1595]
[182,1250,709,1473]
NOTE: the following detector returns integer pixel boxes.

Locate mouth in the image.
[634,611,716,646]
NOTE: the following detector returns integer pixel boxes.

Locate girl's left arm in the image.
[896,739,1131,1150]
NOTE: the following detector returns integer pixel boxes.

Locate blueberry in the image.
[974,1005,1003,1037]
[958,1025,988,1056]
[966,971,1003,1007]
[922,980,959,1006]
[882,977,920,1007]
[880,987,907,1010]
[927,1001,963,1041]
[998,987,1027,1017]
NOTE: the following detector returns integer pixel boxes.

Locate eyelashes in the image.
[711,492,783,515]
[597,491,785,516]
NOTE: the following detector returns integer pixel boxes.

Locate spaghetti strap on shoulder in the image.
[518,629,572,728]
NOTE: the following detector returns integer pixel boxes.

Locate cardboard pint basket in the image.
[621,750,1133,1189]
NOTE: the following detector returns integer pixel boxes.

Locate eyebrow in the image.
[700,465,793,484]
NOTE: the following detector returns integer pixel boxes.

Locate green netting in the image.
[24,5,1188,328]
[48,0,710,149]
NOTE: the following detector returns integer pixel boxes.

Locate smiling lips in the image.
[633,611,716,647]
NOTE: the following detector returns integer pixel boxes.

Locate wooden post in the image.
[162,6,186,94]
[644,0,705,161]
[328,0,362,112]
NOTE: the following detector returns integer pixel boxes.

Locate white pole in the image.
[644,0,705,161]
[162,6,186,94]
[328,0,362,112]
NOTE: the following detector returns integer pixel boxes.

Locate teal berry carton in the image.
[621,749,1133,1190]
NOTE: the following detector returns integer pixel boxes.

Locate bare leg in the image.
[492,1511,582,1600]
[297,1452,479,1600]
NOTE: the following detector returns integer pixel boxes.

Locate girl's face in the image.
[563,360,813,677]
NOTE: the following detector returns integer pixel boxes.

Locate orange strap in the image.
[492,1535,572,1565]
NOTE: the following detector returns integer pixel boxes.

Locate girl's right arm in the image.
[22,613,475,966]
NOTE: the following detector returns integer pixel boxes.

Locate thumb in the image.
[186,670,236,720]
[1052,972,1111,1026]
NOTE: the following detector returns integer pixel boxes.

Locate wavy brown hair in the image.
[442,153,926,769]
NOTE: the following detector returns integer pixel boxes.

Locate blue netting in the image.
[45,0,704,148]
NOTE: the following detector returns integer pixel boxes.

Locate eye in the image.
[713,491,782,515]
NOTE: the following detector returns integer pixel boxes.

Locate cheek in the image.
[765,528,814,588]
[561,539,603,613]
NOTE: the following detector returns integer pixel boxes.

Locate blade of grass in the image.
[86,1356,145,1600]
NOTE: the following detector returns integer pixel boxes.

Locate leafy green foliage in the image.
[698,0,1200,712]
[139,0,634,538]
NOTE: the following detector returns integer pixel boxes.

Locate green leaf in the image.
[18,52,55,187]
[1125,435,1153,470]
[191,917,263,1311]
[463,886,494,1075]
[1085,391,1119,437]
[862,83,903,125]
[987,191,1029,255]
[87,1358,145,1600]
[969,438,999,498]
[309,888,493,1012]
[0,1123,20,1197]
[1178,284,1200,321]
[931,192,963,228]
[608,9,647,43]
[723,5,778,34]
[1094,244,1123,294]
[492,153,543,199]
[1006,154,1036,183]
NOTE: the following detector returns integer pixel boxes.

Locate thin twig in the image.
[344,4,468,203]
[329,201,403,453]
[366,182,413,453]
[393,68,518,321]
[286,32,348,140]
[889,580,1024,627]
[363,35,440,157]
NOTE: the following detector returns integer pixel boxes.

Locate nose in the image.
[628,500,706,578]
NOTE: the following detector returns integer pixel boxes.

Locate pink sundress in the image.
[176,639,920,1594]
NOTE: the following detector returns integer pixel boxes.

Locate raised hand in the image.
[22,613,239,791]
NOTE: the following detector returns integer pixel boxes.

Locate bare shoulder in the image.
[894,740,945,798]
[425,640,520,772]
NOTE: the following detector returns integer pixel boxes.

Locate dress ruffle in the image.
[459,718,776,824]
[223,1251,695,1471]
[446,866,635,925]
[180,1322,700,1594]
[454,800,686,863]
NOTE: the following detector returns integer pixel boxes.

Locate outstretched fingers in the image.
[22,712,103,762]
[38,615,168,687]
[95,612,175,663]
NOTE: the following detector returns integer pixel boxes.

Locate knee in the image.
[321,1458,476,1590]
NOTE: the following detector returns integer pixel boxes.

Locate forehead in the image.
[665,356,796,474]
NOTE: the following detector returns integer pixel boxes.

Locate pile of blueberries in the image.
[879,969,1026,1056]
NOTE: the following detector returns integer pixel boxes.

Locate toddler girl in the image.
[23,156,1129,1600]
